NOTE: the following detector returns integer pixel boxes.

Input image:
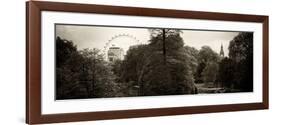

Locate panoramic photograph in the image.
[55,24,253,100]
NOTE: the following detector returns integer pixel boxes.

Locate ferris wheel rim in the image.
[102,34,141,55]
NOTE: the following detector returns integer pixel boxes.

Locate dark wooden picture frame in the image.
[26,1,269,124]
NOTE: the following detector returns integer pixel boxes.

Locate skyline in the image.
[56,25,239,57]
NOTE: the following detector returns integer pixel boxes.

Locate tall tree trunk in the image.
[91,59,96,97]
[82,63,90,98]
[162,29,166,64]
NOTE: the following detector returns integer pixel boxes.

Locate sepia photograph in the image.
[55,24,254,100]
[26,2,268,123]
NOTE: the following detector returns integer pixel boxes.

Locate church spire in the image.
[220,43,224,57]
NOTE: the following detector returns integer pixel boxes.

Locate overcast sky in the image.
[56,25,239,56]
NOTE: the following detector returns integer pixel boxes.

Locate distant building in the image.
[107,46,124,62]
[220,43,224,57]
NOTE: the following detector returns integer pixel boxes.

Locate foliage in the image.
[227,32,253,91]
[229,32,253,62]
[111,59,123,82]
[182,46,199,79]
[148,29,182,64]
[194,62,206,83]
[217,57,235,88]
[198,46,219,63]
[56,37,118,99]
[194,46,220,83]
[202,62,219,83]
[56,37,86,99]
[56,31,254,99]
[120,30,198,96]
[79,48,116,98]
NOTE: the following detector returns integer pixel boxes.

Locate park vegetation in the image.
[56,30,253,100]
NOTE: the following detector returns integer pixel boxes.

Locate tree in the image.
[120,44,151,96]
[202,62,219,83]
[198,46,219,63]
[229,32,253,62]
[194,46,219,83]
[111,59,123,82]
[194,62,206,83]
[217,57,235,88]
[79,48,116,98]
[149,29,182,64]
[56,37,86,99]
[56,37,118,99]
[183,46,199,80]
[149,30,197,95]
[228,32,253,91]
[56,37,78,67]
[120,30,197,96]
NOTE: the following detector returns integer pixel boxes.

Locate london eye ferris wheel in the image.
[102,34,142,61]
